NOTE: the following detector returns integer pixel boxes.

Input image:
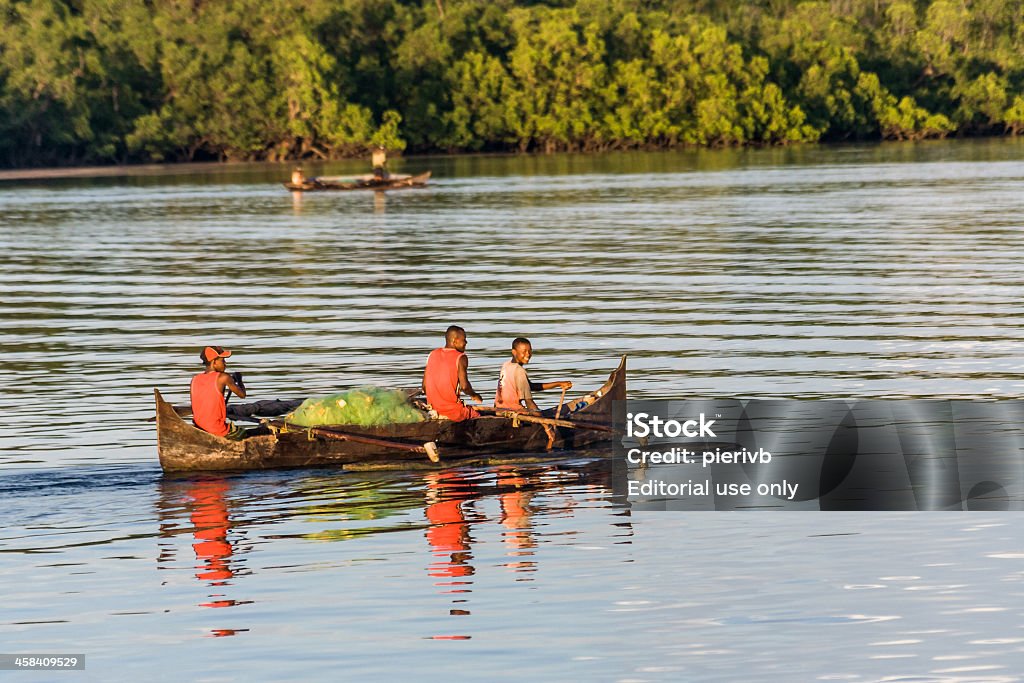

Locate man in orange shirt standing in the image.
[190,345,248,440]
[422,326,483,422]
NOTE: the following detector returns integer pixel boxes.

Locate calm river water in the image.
[3,140,1024,681]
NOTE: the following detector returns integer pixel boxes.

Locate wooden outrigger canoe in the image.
[283,171,431,192]
[155,356,626,472]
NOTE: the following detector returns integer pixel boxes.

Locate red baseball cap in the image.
[200,346,232,363]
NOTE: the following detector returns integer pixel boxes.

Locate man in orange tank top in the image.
[495,337,572,412]
[190,346,248,440]
[422,326,482,422]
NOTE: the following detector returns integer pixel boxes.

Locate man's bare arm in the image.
[219,372,247,399]
[529,380,572,392]
[457,355,482,403]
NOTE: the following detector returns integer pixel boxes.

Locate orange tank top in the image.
[191,371,229,437]
[424,347,475,422]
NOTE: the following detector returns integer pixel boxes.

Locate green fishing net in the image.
[285,387,426,427]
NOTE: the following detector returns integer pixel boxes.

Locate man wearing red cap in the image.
[190,346,247,439]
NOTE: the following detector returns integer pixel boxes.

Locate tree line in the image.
[2,0,1023,167]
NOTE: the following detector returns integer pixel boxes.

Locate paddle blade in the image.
[424,441,440,463]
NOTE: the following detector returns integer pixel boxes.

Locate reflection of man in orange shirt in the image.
[424,472,474,581]
[189,478,234,585]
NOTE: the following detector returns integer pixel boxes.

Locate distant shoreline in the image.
[0,153,461,182]
[0,161,290,182]
[2,137,1022,182]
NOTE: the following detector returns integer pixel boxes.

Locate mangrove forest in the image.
[2,0,1024,167]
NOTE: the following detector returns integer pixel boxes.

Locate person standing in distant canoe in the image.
[371,146,389,181]
[291,166,305,186]
[494,337,571,412]
[422,326,482,421]
[191,346,248,440]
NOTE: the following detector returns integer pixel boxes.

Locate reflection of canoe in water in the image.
[283,171,431,192]
[155,356,626,472]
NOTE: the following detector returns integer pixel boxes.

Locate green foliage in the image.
[442,50,516,150]
[1005,96,1024,135]
[857,72,954,140]
[952,73,1008,130]
[3,0,1024,167]
[370,110,406,152]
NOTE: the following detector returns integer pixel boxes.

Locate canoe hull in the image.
[284,171,431,192]
[156,356,625,472]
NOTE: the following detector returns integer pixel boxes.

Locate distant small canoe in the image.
[284,171,431,192]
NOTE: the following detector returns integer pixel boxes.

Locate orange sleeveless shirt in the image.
[191,371,229,437]
[424,347,477,422]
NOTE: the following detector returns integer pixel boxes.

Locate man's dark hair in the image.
[512,337,531,349]
[446,325,465,336]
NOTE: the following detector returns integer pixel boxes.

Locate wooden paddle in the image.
[472,406,618,433]
[274,421,441,463]
[554,386,568,419]
[506,413,617,433]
